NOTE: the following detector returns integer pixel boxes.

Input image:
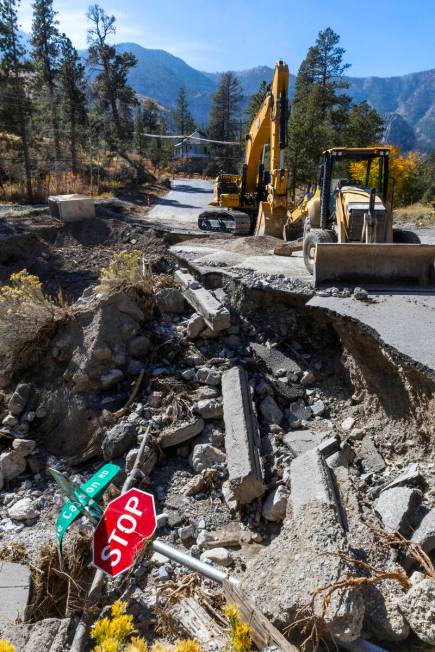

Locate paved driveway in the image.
[143,178,213,232]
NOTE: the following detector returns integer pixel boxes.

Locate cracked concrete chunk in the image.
[159,418,204,448]
[175,270,230,332]
[250,343,301,381]
[222,366,265,504]
[290,448,335,518]
[0,561,30,628]
[0,617,74,651]
[375,486,422,536]
[283,430,323,457]
[412,508,435,553]
[262,485,289,522]
[399,578,435,644]
[190,443,226,472]
[186,313,205,339]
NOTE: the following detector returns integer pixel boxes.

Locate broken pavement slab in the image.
[222,366,265,504]
[159,418,204,448]
[308,293,435,382]
[174,269,231,332]
[282,429,325,456]
[250,343,302,382]
[0,561,31,629]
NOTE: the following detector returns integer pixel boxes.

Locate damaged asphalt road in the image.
[0,179,435,652]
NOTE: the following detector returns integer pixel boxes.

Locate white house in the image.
[174,129,211,160]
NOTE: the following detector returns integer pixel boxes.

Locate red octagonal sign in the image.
[93,488,157,577]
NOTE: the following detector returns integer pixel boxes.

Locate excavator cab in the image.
[286,147,435,287]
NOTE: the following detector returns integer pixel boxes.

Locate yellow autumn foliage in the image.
[0,642,15,652]
[223,604,253,652]
[349,145,420,206]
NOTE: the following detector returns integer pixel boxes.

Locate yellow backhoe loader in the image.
[198,60,289,237]
[279,147,435,287]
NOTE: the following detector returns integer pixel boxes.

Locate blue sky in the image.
[18,0,435,76]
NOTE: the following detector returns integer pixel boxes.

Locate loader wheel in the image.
[393,229,421,244]
[303,229,333,275]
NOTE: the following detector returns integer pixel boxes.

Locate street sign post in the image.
[49,463,121,550]
[93,488,157,577]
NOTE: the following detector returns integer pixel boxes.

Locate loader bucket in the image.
[314,243,435,288]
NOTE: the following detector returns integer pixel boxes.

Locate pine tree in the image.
[86,4,153,181]
[87,5,137,145]
[287,27,351,200]
[172,87,195,136]
[208,72,242,170]
[209,72,242,141]
[0,0,33,202]
[58,34,87,174]
[31,0,61,171]
[133,107,145,156]
[344,101,384,147]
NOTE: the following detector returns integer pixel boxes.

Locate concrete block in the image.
[250,343,302,382]
[222,366,265,504]
[0,561,31,628]
[412,508,435,553]
[283,430,323,457]
[290,448,335,518]
[174,270,230,332]
[48,194,95,222]
[159,418,204,448]
[375,487,422,536]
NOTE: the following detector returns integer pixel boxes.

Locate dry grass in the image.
[28,533,95,621]
[394,203,435,226]
[0,270,66,378]
[96,251,154,297]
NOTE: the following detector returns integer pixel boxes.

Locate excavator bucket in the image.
[314,243,435,288]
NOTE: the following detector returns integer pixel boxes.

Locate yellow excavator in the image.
[198,60,290,237]
[279,147,435,286]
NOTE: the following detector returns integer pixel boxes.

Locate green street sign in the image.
[50,463,121,550]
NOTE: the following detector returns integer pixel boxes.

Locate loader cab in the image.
[319,148,391,230]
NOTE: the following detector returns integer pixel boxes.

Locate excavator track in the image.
[198,209,252,236]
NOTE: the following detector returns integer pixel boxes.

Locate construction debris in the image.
[175,269,231,332]
[1,196,435,652]
[222,366,265,504]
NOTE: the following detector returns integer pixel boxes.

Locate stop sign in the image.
[93,488,157,577]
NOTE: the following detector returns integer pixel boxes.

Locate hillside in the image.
[111,44,434,150]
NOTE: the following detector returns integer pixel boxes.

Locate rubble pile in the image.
[0,254,434,652]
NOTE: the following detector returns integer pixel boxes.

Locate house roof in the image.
[175,129,208,147]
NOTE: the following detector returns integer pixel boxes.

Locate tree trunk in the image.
[70,104,78,175]
[47,78,61,173]
[11,36,33,203]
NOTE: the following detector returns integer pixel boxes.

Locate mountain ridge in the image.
[113,44,434,150]
[17,31,435,150]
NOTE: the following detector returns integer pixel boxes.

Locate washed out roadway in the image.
[147,178,435,377]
